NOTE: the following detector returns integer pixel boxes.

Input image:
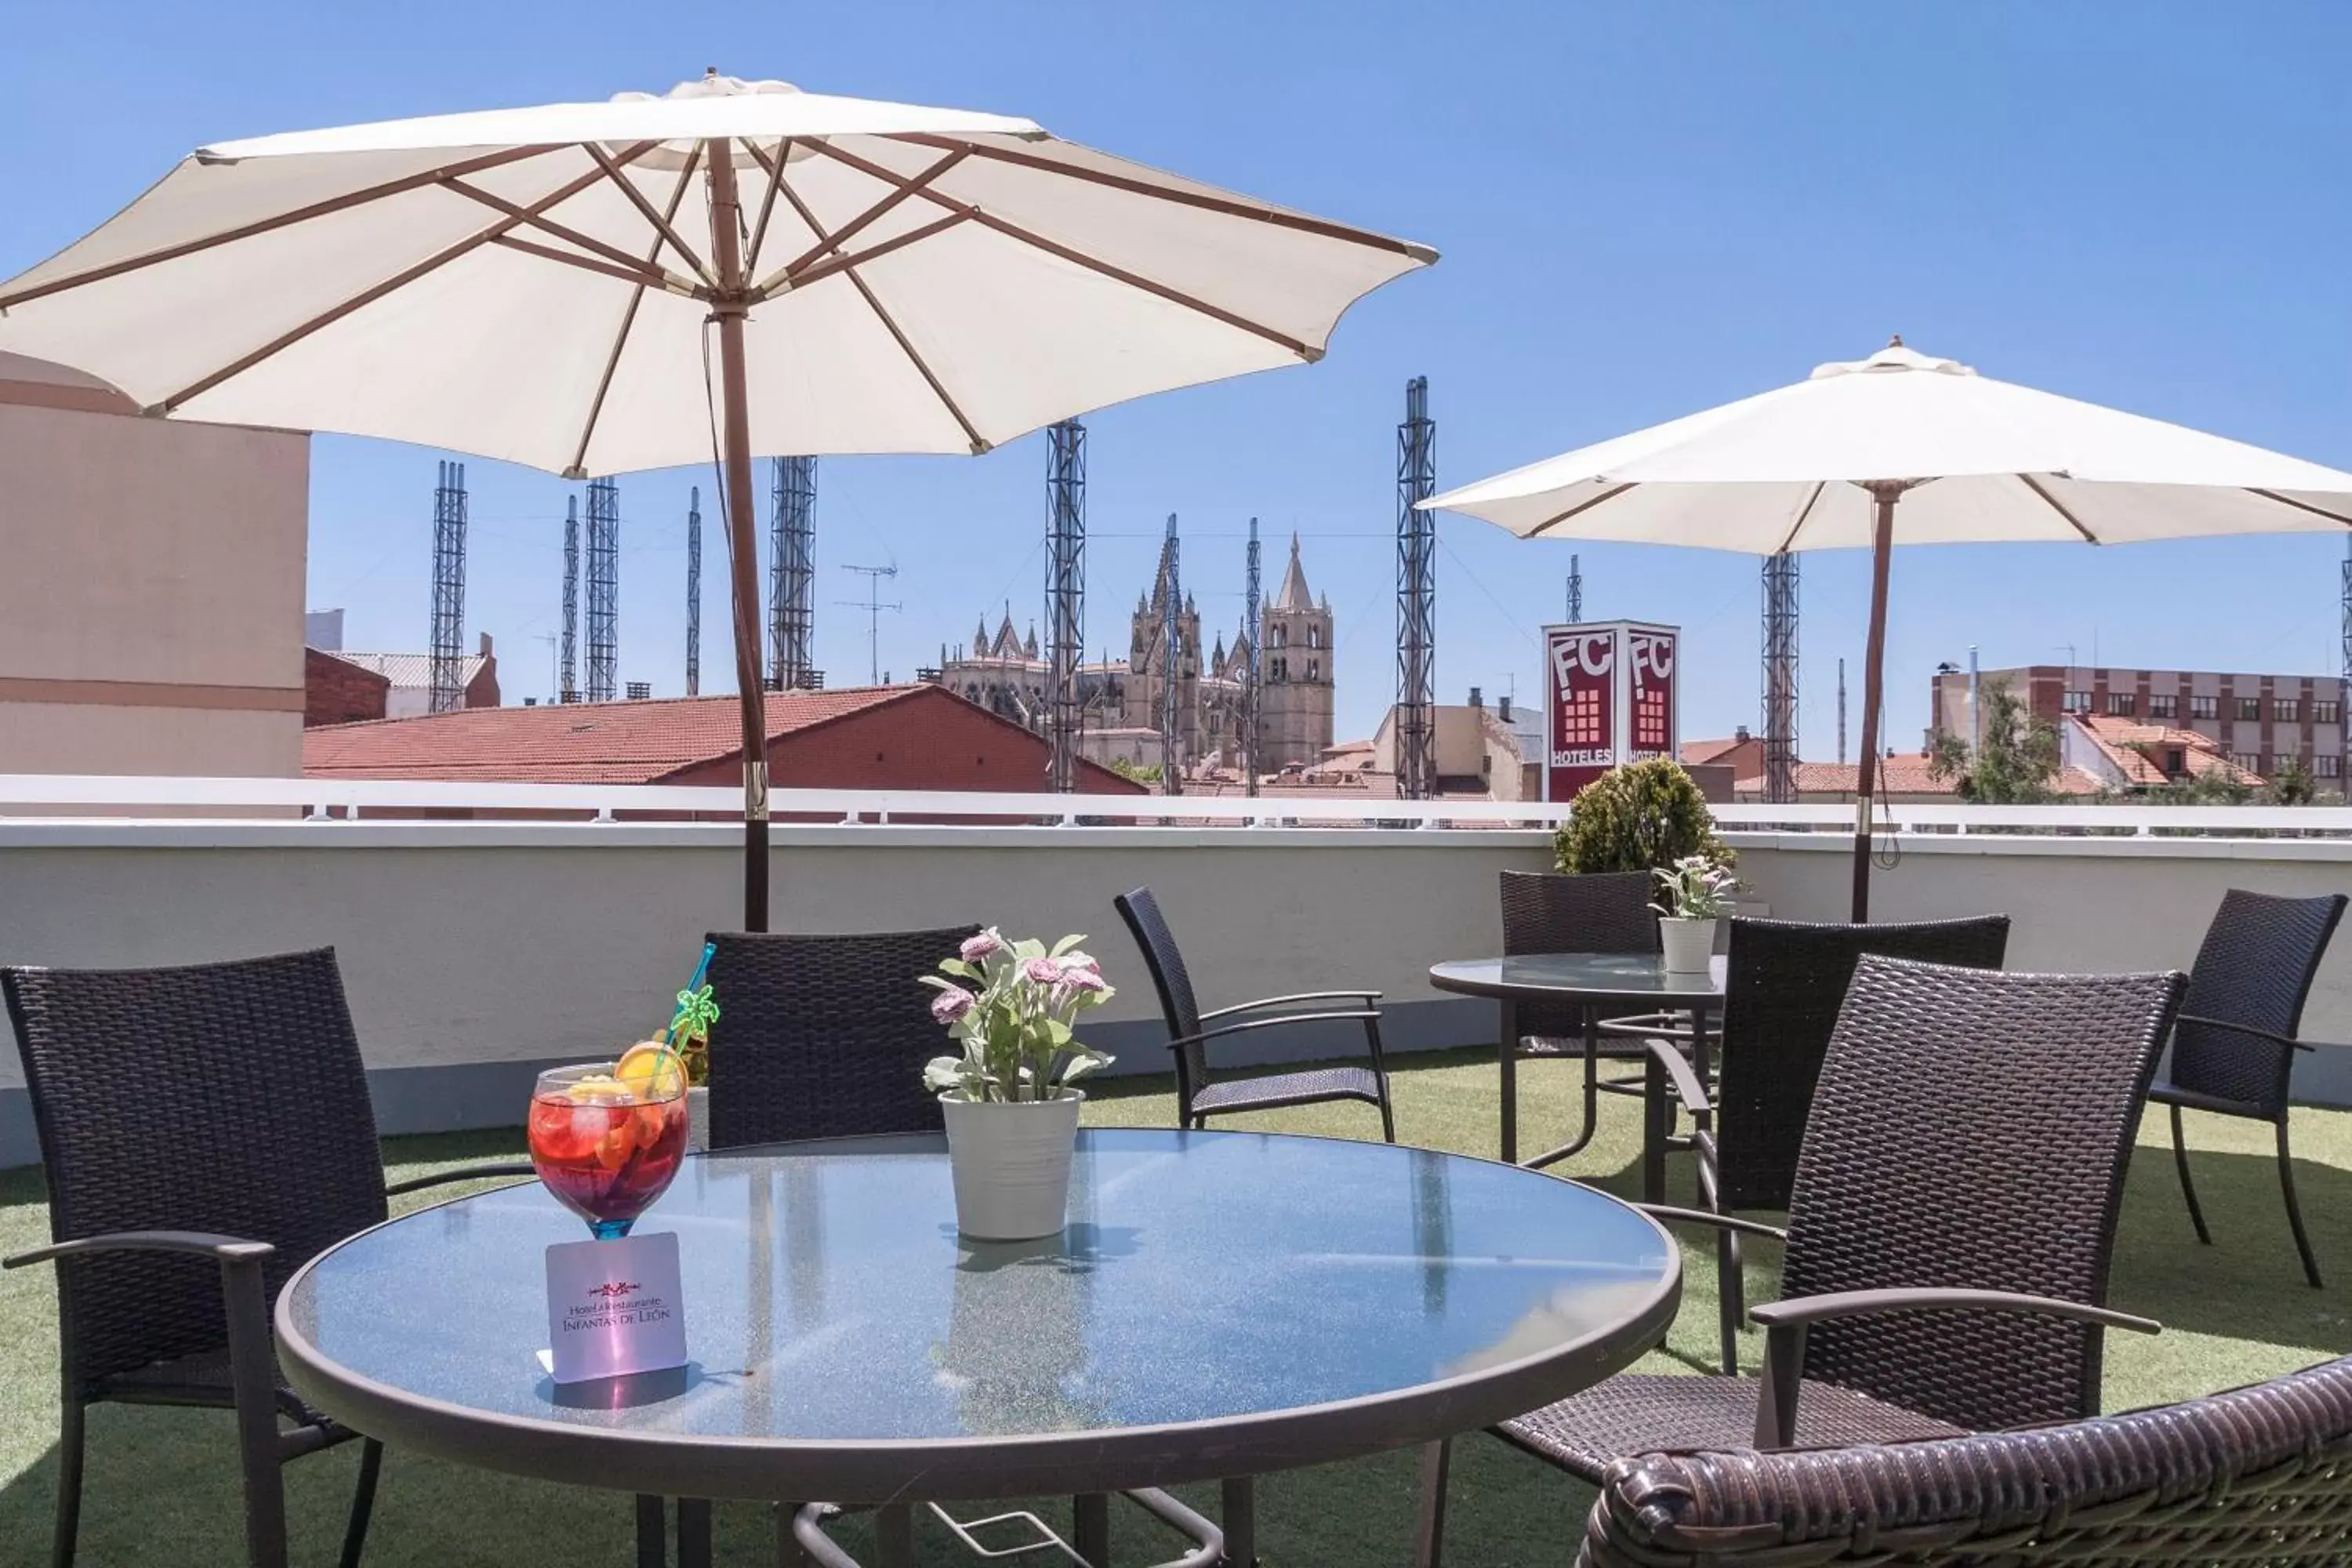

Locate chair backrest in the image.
[2,949,389,1394]
[702,925,981,1148]
[1779,956,2184,1433]
[1580,1355,2352,1568]
[1714,915,2010,1210]
[2169,888,2347,1117]
[1497,870,1658,1041]
[1113,888,1206,1100]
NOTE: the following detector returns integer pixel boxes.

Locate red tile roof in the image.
[1733,753,2106,799]
[1681,736,1758,766]
[2069,714,2260,787]
[305,686,924,784]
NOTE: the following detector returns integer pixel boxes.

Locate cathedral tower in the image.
[1258,533,1334,771]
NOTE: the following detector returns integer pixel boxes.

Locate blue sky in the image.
[5,3,2348,753]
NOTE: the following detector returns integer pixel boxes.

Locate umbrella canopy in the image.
[1425,339,2352,916]
[0,71,1434,928]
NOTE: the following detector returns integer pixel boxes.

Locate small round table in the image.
[277,1128,1679,1568]
[1429,953,1726,1196]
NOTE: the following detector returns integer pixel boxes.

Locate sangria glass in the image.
[528,1055,690,1240]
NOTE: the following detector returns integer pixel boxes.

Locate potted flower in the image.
[1651,855,1740,973]
[921,930,1116,1240]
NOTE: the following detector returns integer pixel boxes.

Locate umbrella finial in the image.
[1887,332,1904,348]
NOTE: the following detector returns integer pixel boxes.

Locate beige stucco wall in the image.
[0,359,310,777]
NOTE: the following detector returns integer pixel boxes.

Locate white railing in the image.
[4,774,2351,839]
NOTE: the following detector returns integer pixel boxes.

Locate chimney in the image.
[1498,694,1514,724]
[1468,685,1483,710]
[1735,724,1751,742]
[478,632,493,656]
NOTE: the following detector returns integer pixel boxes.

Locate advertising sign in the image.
[1544,621,1682,802]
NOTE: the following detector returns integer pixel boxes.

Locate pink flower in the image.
[930,985,975,1025]
[1059,951,1100,976]
[1022,956,1065,986]
[1056,966,1108,999]
[960,930,1003,964]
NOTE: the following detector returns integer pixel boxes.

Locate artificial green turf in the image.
[4,1045,2349,1565]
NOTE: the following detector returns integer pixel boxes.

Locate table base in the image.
[1498,999,1715,1202]
[790,1486,1233,1567]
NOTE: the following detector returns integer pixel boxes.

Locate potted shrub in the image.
[922,930,1116,1240]
[1555,757,1731,876]
[1651,855,1741,972]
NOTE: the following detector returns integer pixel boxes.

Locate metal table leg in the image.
[676,1498,712,1568]
[1075,1493,1112,1566]
[636,1494,666,1568]
[1497,997,1519,1164]
[1219,1479,1255,1567]
[1524,1002,1603,1171]
[875,1504,914,1568]
[1642,1047,1668,1203]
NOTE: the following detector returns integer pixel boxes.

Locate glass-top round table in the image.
[277,1128,1676,1561]
[1428,953,1726,1192]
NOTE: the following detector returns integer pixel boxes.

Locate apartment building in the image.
[1933,665,2347,784]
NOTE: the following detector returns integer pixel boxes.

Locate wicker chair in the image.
[1,949,533,1568]
[1114,887,1394,1140]
[1416,957,2186,1568]
[2147,888,2347,1288]
[1644,914,2011,1372]
[701,924,982,1149]
[1579,1353,2352,1566]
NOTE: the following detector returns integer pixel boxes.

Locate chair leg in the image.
[338,1439,383,1568]
[1718,1228,1744,1377]
[1412,1438,1452,1568]
[2169,1103,2212,1245]
[50,1396,85,1568]
[2279,1116,2324,1290]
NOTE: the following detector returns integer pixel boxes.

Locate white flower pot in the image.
[939,1091,1084,1240]
[1658,916,1719,974]
[686,1085,710,1153]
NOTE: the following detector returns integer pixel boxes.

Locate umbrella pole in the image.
[1849,483,1900,921]
[706,140,771,932]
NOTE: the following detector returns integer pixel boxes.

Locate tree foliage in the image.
[1924,680,2061,803]
[2265,753,2319,806]
[1555,758,1731,876]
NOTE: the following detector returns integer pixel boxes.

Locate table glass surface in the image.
[1428,952,1726,999]
[284,1130,1670,1443]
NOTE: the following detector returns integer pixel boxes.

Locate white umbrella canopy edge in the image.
[0,71,1437,931]
[1420,339,2352,920]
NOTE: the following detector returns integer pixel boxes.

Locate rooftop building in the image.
[1933,664,2344,788]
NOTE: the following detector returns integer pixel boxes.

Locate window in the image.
[2321,754,2343,779]
[2147,693,2177,719]
[2104,692,2136,717]
[2276,698,2301,722]
[1307,625,1321,649]
[2190,695,2217,720]
[2236,697,2262,721]
[2163,747,2187,777]
[1306,659,1319,682]
[2317,701,2342,724]
[2233,753,2263,774]
[2061,689,2091,713]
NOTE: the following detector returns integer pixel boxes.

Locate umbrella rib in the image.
[745,139,791,277]
[151,143,660,416]
[565,147,706,481]
[886,134,1436,261]
[1522,482,1637,539]
[782,211,971,292]
[488,234,695,292]
[2248,488,2352,527]
[766,164,989,455]
[767,147,970,288]
[797,138,1318,360]
[587,143,714,287]
[0,144,563,313]
[439,176,702,296]
[2016,473,2102,543]
[1773,481,1828,554]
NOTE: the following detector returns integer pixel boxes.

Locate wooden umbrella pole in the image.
[706,140,772,931]
[1849,482,1902,922]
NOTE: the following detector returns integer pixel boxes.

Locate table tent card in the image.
[543,1230,688,1384]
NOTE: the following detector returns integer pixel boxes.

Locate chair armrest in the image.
[1748,1288,2158,1448]
[1168,1009,1381,1051]
[1198,989,1381,1022]
[1632,1202,1788,1243]
[5,1229,274,1269]
[2176,1013,2314,1052]
[1646,1039,1712,1120]
[385,1161,539,1196]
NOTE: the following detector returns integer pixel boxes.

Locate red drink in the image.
[528,1062,689,1240]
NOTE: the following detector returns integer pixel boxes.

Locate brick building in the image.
[307,636,499,723]
[303,684,1146,797]
[303,647,391,728]
[1932,665,2346,786]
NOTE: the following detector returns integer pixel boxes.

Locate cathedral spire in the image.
[1273,532,1314,612]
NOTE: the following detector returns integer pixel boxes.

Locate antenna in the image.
[1837,656,1848,767]
[1160,514,1182,797]
[1396,376,1437,800]
[428,461,467,713]
[1762,550,1799,804]
[559,495,579,702]
[836,563,901,686]
[1045,420,1085,793]
[1566,553,1583,623]
[584,477,619,702]
[684,485,701,697]
[538,632,560,705]
[1243,517,1261,797]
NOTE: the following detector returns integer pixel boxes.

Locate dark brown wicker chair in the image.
[1114,887,1393,1140]
[1416,956,2186,1568]
[1,949,532,1568]
[701,924,982,1149]
[1645,914,2011,1371]
[1578,1353,2352,1566]
[2148,888,2347,1288]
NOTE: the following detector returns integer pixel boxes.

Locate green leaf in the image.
[1050,933,1087,957]
[938,958,978,980]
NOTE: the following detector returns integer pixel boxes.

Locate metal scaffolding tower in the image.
[1762,550,1800,804]
[1566,554,1583,624]
[1045,421,1086,793]
[1837,656,1849,767]
[1243,517,1262,797]
[1396,376,1438,800]
[428,461,467,713]
[1160,513,1182,797]
[559,495,579,702]
[837,563,900,685]
[770,456,816,689]
[684,486,702,698]
[585,476,619,702]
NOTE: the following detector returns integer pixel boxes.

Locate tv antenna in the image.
[837,563,902,686]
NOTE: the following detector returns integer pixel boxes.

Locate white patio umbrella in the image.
[0,70,1435,927]
[1425,338,2352,919]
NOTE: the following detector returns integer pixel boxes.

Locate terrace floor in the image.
[5,1045,2350,1566]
